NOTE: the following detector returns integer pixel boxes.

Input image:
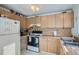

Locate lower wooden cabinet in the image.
[39,36,60,54]
[20,36,27,51]
[58,39,66,55]
[39,36,48,52]
[48,37,58,53]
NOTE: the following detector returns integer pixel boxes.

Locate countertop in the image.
[42,35,60,37]
[60,39,79,55]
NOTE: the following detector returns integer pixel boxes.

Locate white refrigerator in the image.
[0,17,20,55]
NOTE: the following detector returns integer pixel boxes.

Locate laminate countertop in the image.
[65,45,79,55]
[60,39,79,55]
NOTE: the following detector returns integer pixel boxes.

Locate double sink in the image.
[61,37,79,46]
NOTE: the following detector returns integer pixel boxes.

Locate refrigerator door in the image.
[0,17,5,34]
[0,34,20,55]
[0,17,20,35]
[9,19,20,34]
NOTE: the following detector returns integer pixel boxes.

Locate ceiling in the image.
[1,4,74,17]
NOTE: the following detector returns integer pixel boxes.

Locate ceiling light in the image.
[31,4,40,12]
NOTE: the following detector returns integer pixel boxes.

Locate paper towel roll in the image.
[53,31,57,36]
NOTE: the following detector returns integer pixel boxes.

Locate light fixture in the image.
[31,4,40,12]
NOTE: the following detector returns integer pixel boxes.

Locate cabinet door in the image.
[47,15,56,28]
[64,11,74,28]
[48,37,58,54]
[55,13,64,28]
[21,36,27,50]
[39,37,48,52]
[40,16,48,28]
[35,16,41,24]
[28,17,35,24]
[56,39,61,54]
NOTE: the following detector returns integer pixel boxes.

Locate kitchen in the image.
[0,4,79,55]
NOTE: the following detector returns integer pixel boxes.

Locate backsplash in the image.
[42,28,72,37]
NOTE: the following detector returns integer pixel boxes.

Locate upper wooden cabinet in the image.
[28,10,74,28]
[40,16,48,28]
[40,15,56,28]
[35,16,41,24]
[55,13,64,28]
[40,11,74,28]
[47,15,56,28]
[63,11,74,28]
[28,17,35,24]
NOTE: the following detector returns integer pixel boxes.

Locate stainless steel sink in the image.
[64,41,78,46]
[61,37,79,46]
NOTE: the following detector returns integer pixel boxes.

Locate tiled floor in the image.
[21,50,56,55]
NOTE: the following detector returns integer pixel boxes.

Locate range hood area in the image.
[29,24,41,28]
[28,23,42,34]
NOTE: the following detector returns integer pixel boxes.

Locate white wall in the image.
[72,5,79,37]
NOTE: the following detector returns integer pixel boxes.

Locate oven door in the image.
[27,36,39,52]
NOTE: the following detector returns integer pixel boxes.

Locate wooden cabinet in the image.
[47,15,56,28]
[28,10,74,28]
[40,36,48,52]
[63,11,74,28]
[35,16,41,24]
[58,39,65,55]
[30,16,41,24]
[56,38,61,54]
[21,36,27,51]
[40,36,60,54]
[40,16,48,28]
[28,17,35,24]
[40,15,56,28]
[55,13,64,28]
[48,37,61,54]
[48,37,58,53]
